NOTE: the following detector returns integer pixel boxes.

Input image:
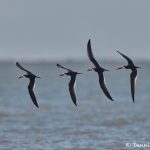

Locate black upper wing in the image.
[117,51,135,66]
[87,39,100,68]
[16,62,32,74]
[57,64,72,72]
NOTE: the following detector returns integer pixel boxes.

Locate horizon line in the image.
[0,57,149,64]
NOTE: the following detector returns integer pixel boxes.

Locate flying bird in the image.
[57,64,82,106]
[116,51,141,103]
[87,39,114,101]
[16,62,40,108]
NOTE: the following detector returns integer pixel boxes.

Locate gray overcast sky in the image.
[0,0,150,61]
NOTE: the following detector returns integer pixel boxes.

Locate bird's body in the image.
[57,64,81,106]
[16,62,40,108]
[116,51,140,102]
[87,39,114,101]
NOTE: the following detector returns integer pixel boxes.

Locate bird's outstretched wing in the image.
[57,64,72,72]
[117,51,135,66]
[69,75,77,106]
[98,73,114,101]
[130,71,137,103]
[28,77,39,108]
[87,39,100,68]
[16,62,32,74]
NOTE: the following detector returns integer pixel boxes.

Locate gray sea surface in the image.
[0,60,149,150]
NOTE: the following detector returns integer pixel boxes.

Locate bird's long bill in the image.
[59,73,65,76]
[18,75,24,79]
[116,66,124,70]
[77,73,82,74]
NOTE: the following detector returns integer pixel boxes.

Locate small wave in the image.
[0,112,10,118]
[100,118,129,126]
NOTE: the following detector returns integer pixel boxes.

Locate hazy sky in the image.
[0,0,150,61]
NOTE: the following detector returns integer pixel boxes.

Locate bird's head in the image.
[18,74,30,79]
[87,68,96,72]
[116,66,125,70]
[35,76,41,78]
[18,75,24,79]
[87,67,109,72]
[59,73,66,76]
[77,72,82,75]
[102,68,109,72]
[60,72,82,76]
[18,74,40,79]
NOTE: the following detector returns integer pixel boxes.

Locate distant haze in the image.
[0,0,150,61]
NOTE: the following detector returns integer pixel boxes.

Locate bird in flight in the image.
[116,51,141,103]
[87,39,114,101]
[16,62,40,108]
[57,64,82,106]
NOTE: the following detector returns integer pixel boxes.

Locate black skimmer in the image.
[57,64,82,106]
[87,39,114,101]
[16,62,40,108]
[116,51,141,103]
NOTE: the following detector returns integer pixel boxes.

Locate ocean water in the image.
[0,60,149,150]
